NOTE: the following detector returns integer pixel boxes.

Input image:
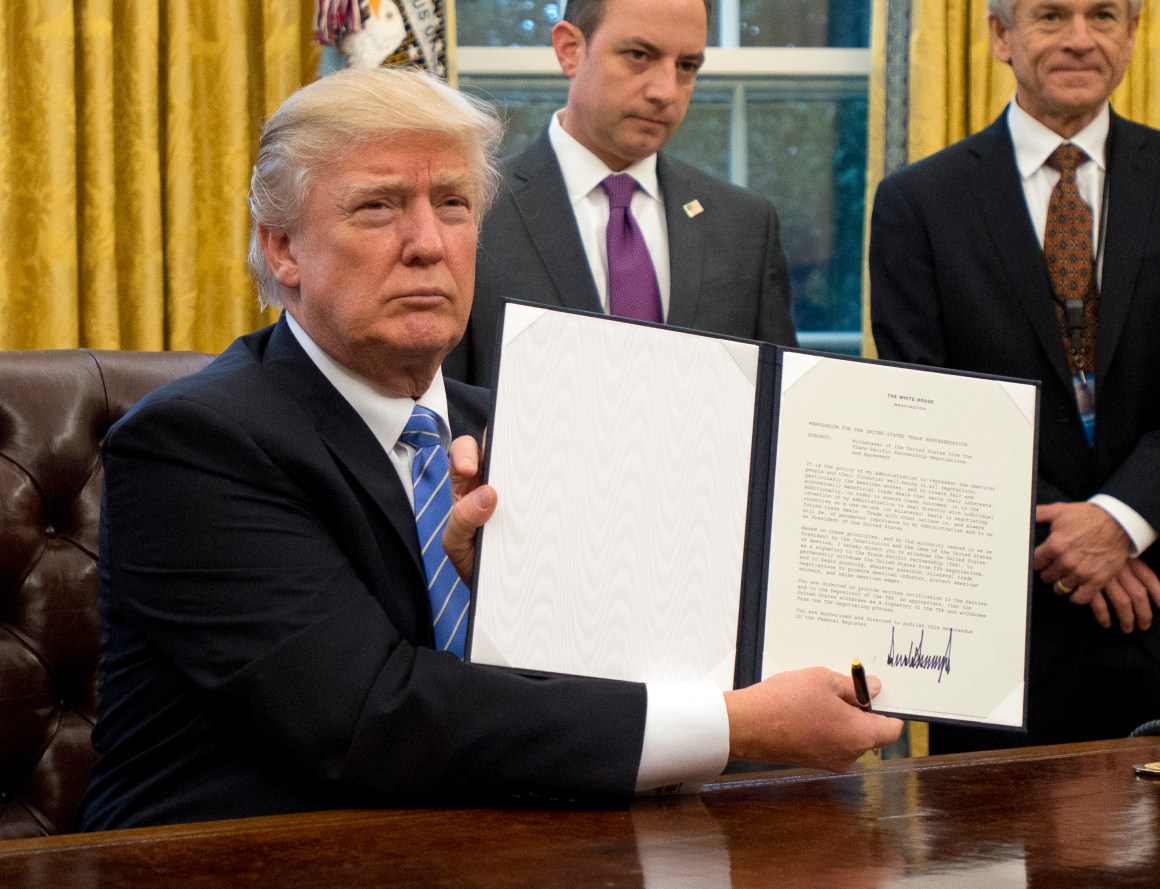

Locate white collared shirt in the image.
[1007,99,1109,256]
[548,111,672,319]
[1007,100,1155,556]
[285,312,450,506]
[286,313,730,790]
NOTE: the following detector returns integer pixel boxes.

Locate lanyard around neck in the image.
[1049,128,1111,379]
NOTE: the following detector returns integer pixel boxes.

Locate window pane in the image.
[735,0,869,48]
[455,0,867,48]
[669,89,867,349]
[455,0,564,47]
[461,82,568,156]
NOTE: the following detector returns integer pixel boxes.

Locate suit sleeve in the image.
[102,393,646,805]
[756,200,798,348]
[868,174,949,368]
[1098,424,1160,533]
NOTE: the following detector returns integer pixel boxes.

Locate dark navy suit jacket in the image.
[80,318,646,829]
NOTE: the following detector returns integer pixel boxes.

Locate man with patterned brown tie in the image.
[870,0,1160,753]
[442,0,797,386]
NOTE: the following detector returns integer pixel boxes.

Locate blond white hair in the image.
[247,67,503,308]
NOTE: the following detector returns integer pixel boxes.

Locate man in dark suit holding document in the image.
[79,67,900,830]
[870,0,1160,752]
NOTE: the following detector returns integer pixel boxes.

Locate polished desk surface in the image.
[2,737,1158,888]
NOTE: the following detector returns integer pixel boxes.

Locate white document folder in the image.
[466,302,1038,731]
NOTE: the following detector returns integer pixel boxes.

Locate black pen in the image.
[851,659,873,712]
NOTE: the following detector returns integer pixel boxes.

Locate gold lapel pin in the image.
[683,199,703,218]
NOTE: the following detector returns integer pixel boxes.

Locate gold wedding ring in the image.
[1054,580,1074,595]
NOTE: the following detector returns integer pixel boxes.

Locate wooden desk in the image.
[2,737,1158,888]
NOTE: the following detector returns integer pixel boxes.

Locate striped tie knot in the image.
[400,404,442,450]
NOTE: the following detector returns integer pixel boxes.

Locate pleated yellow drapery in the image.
[905,0,1012,164]
[0,1,319,351]
[864,0,1159,355]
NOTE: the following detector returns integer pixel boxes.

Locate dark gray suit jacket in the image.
[444,131,797,385]
[870,110,1160,747]
[80,318,646,830]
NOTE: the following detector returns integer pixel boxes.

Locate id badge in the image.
[1071,373,1096,446]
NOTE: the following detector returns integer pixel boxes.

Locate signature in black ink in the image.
[886,627,953,683]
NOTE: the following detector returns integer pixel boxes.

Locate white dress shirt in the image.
[548,111,673,320]
[285,313,730,791]
[285,312,451,500]
[1007,100,1156,556]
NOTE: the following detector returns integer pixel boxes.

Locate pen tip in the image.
[852,658,862,669]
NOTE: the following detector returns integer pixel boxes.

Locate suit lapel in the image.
[1096,113,1157,380]
[262,320,426,583]
[508,132,603,313]
[658,155,707,330]
[966,116,1074,388]
[316,405,426,580]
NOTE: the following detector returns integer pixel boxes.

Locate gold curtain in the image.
[906,0,1011,160]
[864,0,1160,355]
[0,1,319,352]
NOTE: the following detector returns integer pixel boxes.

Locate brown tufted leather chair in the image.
[0,349,212,838]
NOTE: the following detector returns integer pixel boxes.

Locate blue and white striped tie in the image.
[399,405,468,657]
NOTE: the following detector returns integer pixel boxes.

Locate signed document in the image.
[468,305,1037,730]
[761,351,1036,728]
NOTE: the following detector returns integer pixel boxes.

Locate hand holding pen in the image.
[851,659,873,712]
[852,659,882,755]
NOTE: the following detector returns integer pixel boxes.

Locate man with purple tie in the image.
[443,0,797,386]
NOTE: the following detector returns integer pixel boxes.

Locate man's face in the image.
[553,0,707,170]
[261,133,477,395]
[990,0,1137,136]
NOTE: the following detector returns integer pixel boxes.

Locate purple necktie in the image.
[601,174,663,323]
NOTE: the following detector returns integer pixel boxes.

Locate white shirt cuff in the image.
[634,681,730,793]
[1090,494,1158,556]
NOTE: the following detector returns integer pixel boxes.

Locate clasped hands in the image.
[1035,502,1160,633]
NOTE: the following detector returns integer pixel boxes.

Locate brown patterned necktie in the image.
[1043,143,1098,380]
